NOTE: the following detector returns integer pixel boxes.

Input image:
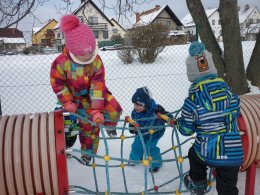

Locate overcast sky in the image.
[8,0,260,32]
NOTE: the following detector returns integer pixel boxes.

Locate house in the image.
[0,28,26,53]
[110,18,126,38]
[239,5,260,40]
[181,8,220,39]
[133,5,183,31]
[72,0,122,41]
[182,5,260,41]
[32,19,58,47]
[132,5,186,44]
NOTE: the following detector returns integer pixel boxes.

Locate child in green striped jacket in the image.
[177,41,243,195]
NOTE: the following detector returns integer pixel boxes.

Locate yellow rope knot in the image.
[176,189,181,195]
[90,134,96,140]
[92,163,96,168]
[208,181,213,186]
[120,135,126,140]
[172,145,177,150]
[148,156,153,161]
[149,129,155,134]
[142,160,149,166]
[104,155,110,161]
[177,157,184,163]
[120,163,125,169]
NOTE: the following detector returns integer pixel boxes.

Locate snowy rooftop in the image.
[239,6,256,24]
[182,6,258,27]
[0,37,26,44]
[134,5,167,27]
[181,8,217,27]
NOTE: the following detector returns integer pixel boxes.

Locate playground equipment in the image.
[0,94,259,195]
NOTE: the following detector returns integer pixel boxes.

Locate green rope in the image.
[66,110,214,194]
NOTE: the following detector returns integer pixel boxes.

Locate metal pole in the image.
[196,24,199,41]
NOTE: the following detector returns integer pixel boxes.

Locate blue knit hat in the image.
[185,41,217,82]
[132,87,152,109]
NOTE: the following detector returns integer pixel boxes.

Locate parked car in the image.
[6,51,18,55]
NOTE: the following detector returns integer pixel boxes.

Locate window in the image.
[103,31,108,39]
[218,20,221,25]
[249,19,253,23]
[88,16,98,24]
[93,31,99,38]
[167,21,171,27]
[212,19,215,25]
[57,33,61,39]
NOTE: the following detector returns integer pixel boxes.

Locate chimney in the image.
[155,5,160,9]
[245,4,250,10]
[81,0,86,4]
[136,12,141,23]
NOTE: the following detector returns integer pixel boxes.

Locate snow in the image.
[0,42,260,194]
[0,37,26,44]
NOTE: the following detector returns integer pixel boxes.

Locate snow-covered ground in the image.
[0,41,259,194]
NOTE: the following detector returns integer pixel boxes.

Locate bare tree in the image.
[246,31,260,88]
[0,0,75,28]
[186,0,249,94]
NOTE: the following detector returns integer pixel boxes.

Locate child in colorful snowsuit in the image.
[129,87,170,173]
[50,15,123,165]
[176,42,243,195]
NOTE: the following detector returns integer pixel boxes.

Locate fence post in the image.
[196,24,200,41]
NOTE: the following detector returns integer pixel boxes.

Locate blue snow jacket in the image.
[131,99,166,138]
[177,74,243,166]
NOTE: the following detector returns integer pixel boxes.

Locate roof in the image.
[110,18,126,32]
[0,37,26,44]
[182,6,260,27]
[181,8,217,27]
[0,28,24,38]
[73,0,114,26]
[239,6,258,24]
[33,19,58,35]
[134,5,183,27]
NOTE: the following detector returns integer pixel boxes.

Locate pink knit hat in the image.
[60,14,96,56]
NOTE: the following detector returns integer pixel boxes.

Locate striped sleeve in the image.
[177,98,196,136]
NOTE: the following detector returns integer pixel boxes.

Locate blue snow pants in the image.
[129,132,163,169]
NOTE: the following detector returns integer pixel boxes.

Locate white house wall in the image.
[208,11,222,40]
[76,3,113,41]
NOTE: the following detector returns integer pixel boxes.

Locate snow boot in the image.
[106,129,117,138]
[184,174,207,195]
[149,167,160,173]
[80,154,92,165]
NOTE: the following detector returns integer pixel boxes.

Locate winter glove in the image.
[90,110,104,124]
[64,101,77,113]
[129,124,137,134]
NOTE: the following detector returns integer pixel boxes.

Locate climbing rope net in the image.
[67,111,214,195]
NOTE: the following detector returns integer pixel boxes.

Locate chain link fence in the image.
[0,30,258,116]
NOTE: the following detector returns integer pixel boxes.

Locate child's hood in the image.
[189,75,234,112]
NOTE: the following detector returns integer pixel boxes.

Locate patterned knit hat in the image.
[185,41,217,82]
[132,87,152,109]
[60,14,96,56]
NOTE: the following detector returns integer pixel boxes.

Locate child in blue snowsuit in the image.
[129,87,170,173]
[177,42,243,195]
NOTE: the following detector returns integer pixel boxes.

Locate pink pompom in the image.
[60,14,80,33]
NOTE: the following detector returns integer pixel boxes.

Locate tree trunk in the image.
[219,0,248,94]
[186,0,226,78]
[246,31,260,88]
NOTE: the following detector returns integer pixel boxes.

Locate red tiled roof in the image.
[0,28,24,38]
